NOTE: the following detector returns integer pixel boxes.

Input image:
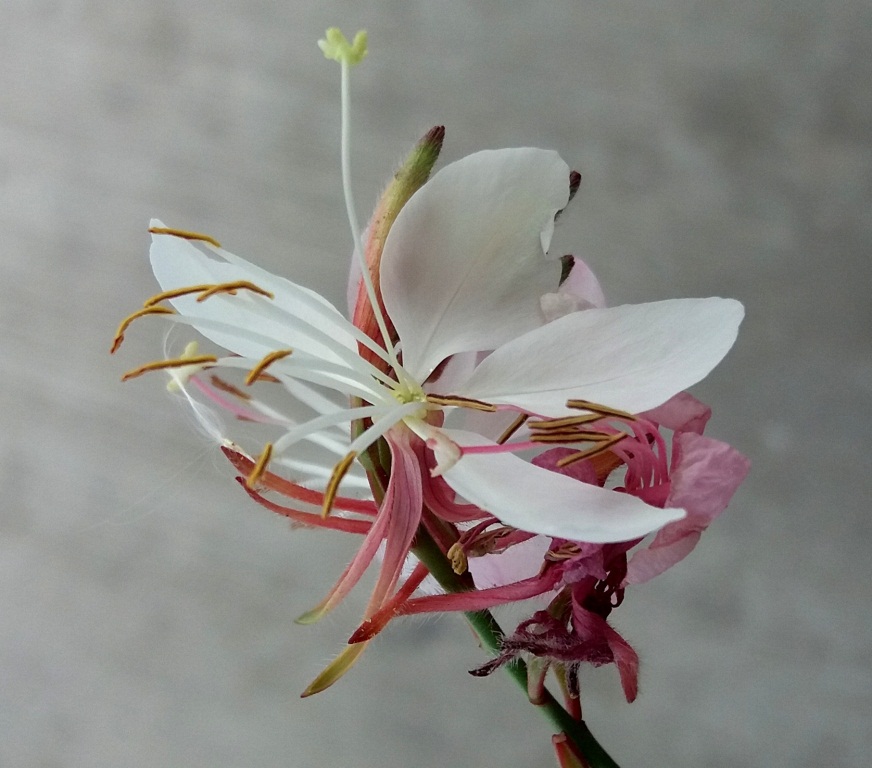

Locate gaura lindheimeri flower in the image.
[456,392,750,707]
[113,28,744,694]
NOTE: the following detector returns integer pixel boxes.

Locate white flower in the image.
[139,146,743,544]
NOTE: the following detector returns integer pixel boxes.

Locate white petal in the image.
[380,149,571,381]
[439,429,684,542]
[460,298,744,416]
[149,223,375,374]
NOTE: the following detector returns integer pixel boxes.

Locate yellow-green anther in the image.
[318,28,368,67]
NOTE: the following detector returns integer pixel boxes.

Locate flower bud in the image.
[351,126,445,366]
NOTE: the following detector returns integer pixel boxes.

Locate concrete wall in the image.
[2,2,869,766]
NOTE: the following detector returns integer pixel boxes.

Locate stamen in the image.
[566,399,635,420]
[244,349,293,385]
[530,429,615,444]
[142,284,216,307]
[254,372,281,383]
[246,442,273,489]
[425,394,497,412]
[554,433,627,467]
[111,305,176,353]
[195,280,274,302]
[497,413,529,445]
[121,354,218,381]
[143,281,273,308]
[447,542,468,575]
[322,451,358,519]
[545,542,582,562]
[148,226,222,248]
[527,413,602,431]
[209,375,252,401]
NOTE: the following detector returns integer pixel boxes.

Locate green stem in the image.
[410,528,621,768]
[359,435,620,766]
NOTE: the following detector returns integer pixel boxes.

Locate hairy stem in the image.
[410,527,621,768]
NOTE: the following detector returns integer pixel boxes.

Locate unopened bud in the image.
[351,126,446,364]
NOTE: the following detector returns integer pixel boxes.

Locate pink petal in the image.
[624,433,750,584]
[296,428,423,623]
[540,257,608,321]
[363,428,423,616]
[642,391,712,434]
[572,608,640,703]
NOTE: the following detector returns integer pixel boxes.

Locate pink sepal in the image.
[624,432,750,585]
[642,390,712,434]
[235,478,372,534]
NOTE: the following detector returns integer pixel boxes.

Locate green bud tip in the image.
[318,28,368,67]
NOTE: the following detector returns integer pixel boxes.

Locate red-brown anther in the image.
[210,375,253,401]
[527,413,602,431]
[565,399,635,420]
[425,393,497,412]
[120,354,218,381]
[246,442,273,489]
[141,280,273,308]
[195,280,273,302]
[148,225,222,248]
[530,430,615,445]
[554,433,627,468]
[111,305,176,353]
[244,349,293,385]
[321,451,358,519]
[497,413,529,444]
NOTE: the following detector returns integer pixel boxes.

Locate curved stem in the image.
[359,434,620,766]
[410,527,621,768]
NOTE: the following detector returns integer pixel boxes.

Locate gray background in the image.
[2,1,870,766]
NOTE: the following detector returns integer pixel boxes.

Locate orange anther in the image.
[322,452,357,519]
[148,226,222,248]
[121,354,218,381]
[246,442,273,489]
[245,349,293,385]
[111,305,176,353]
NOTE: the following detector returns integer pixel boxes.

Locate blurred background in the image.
[2,1,870,766]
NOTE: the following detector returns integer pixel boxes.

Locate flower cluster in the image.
[112,28,748,711]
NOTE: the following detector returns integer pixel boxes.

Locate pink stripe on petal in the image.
[235,478,372,534]
[222,446,377,515]
[391,571,560,617]
[363,428,424,617]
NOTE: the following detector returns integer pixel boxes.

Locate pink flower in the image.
[113,34,745,694]
[429,392,748,702]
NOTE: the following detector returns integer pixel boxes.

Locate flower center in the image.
[391,379,429,421]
